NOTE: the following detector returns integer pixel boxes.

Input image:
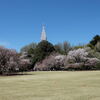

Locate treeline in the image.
[0,35,100,75]
[20,35,100,71]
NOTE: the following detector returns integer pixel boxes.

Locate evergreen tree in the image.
[90,35,100,46]
[32,40,55,65]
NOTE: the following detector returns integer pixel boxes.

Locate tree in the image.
[90,35,100,46]
[0,46,20,75]
[20,42,37,53]
[54,43,63,54]
[0,46,31,75]
[54,41,71,55]
[66,48,88,63]
[32,40,55,65]
[95,41,100,52]
[63,41,71,55]
[28,48,35,55]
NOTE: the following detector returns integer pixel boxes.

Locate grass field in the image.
[0,71,100,100]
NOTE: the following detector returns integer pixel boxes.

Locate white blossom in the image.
[67,48,88,63]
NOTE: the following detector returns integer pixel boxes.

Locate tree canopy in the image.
[32,40,55,65]
[90,35,100,46]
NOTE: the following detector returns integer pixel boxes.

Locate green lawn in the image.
[0,71,100,100]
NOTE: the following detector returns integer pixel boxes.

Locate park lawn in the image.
[0,71,100,100]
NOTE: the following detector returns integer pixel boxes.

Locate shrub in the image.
[34,53,66,71]
[64,63,84,71]
[19,59,31,71]
[94,62,100,70]
[87,44,94,49]
[65,48,100,70]
[20,52,32,71]
[85,58,100,70]
[64,58,100,71]
[87,48,100,59]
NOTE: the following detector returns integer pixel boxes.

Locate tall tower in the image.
[41,25,47,41]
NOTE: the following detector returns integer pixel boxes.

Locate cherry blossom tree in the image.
[66,48,88,63]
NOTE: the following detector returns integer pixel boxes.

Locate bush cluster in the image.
[34,48,100,71]
[34,53,66,71]
[0,46,31,75]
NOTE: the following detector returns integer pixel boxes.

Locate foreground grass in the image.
[0,71,100,100]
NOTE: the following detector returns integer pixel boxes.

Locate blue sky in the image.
[0,0,100,51]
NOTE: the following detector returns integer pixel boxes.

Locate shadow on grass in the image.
[0,72,34,76]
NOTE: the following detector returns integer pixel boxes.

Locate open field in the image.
[0,71,100,100]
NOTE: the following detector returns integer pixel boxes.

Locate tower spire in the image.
[41,25,47,41]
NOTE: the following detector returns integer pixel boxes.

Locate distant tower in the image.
[41,25,47,41]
